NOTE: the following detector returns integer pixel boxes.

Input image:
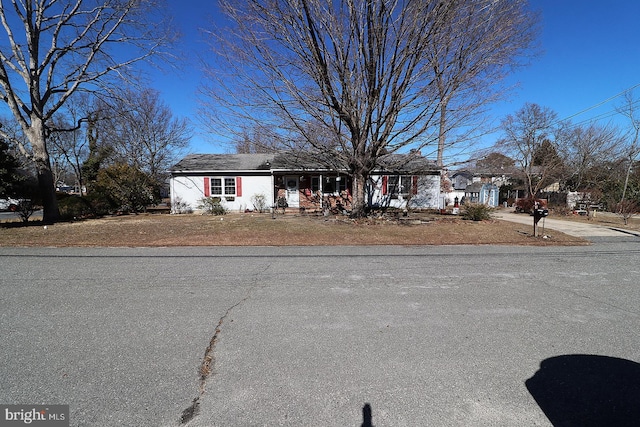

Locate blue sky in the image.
[154,0,640,156]
[496,1,640,124]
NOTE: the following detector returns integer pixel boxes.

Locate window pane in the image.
[211,178,222,195]
[400,176,411,194]
[224,178,236,195]
[388,176,399,194]
[324,178,335,193]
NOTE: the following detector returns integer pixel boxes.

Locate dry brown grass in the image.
[0,211,589,247]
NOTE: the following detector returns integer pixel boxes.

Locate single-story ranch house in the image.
[169,152,441,214]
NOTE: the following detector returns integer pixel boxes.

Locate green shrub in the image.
[199,197,227,215]
[462,203,493,221]
[93,164,159,213]
[83,192,112,216]
[57,193,112,220]
[57,194,92,220]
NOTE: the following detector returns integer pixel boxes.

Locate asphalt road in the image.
[0,209,43,221]
[1,243,640,426]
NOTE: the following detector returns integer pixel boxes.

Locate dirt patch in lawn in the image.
[0,211,589,247]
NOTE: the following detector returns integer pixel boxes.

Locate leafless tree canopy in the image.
[616,90,640,203]
[497,103,561,197]
[556,122,623,192]
[429,0,539,167]
[203,0,538,216]
[98,88,192,183]
[48,100,88,192]
[0,0,176,222]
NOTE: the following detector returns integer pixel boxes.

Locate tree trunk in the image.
[620,153,634,203]
[81,116,104,195]
[437,100,447,168]
[350,172,368,218]
[35,158,59,224]
[29,120,60,224]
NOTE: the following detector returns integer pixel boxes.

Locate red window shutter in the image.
[412,176,418,195]
[382,175,388,195]
[204,177,210,197]
[236,176,242,196]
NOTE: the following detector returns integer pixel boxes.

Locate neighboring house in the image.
[446,169,512,208]
[169,152,441,213]
[464,182,500,207]
[451,169,515,189]
[451,171,474,190]
[540,181,561,192]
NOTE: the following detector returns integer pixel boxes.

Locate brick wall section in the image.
[276,177,353,212]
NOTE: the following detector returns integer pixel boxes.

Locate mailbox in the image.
[532,205,549,237]
[534,208,548,220]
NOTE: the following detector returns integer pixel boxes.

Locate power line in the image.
[557,82,640,125]
[558,99,640,131]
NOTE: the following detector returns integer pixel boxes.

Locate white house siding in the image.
[234,175,273,212]
[170,174,273,213]
[170,176,205,212]
[368,174,440,209]
[409,175,441,209]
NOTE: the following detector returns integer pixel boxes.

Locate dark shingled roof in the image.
[464,182,484,193]
[171,152,439,174]
[171,153,276,172]
[377,154,438,174]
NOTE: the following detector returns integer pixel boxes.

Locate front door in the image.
[285,176,299,208]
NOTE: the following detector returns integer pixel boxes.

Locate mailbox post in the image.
[533,202,549,237]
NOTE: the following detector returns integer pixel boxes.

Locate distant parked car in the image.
[0,197,19,212]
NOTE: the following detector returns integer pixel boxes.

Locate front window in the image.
[211,178,223,195]
[311,177,320,193]
[387,175,413,198]
[210,177,236,196]
[224,178,236,195]
[324,176,347,194]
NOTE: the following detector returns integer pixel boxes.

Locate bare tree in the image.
[429,0,539,168]
[497,103,561,198]
[617,90,640,204]
[203,0,538,217]
[556,122,623,192]
[48,96,94,193]
[98,88,192,185]
[234,124,286,154]
[0,0,175,223]
[612,199,638,225]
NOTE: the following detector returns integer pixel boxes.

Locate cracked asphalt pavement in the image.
[1,242,639,426]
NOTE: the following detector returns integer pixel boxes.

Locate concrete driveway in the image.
[494,211,640,239]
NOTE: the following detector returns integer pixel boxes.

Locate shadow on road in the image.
[526,354,640,426]
[361,403,373,427]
